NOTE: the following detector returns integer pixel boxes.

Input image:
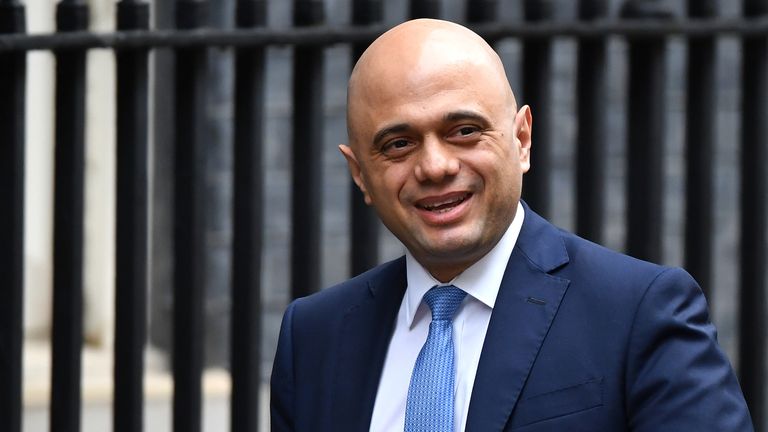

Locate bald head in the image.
[346,19,517,148]
[339,19,533,281]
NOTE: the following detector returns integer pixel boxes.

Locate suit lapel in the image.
[465,206,571,431]
[330,258,407,431]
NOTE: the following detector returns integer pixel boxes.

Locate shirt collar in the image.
[404,202,525,327]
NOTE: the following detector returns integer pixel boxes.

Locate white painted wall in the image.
[23,0,117,348]
[83,0,116,348]
[24,0,56,339]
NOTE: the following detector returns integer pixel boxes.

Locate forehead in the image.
[346,23,514,144]
[354,30,504,99]
[351,59,510,134]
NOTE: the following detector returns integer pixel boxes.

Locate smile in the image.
[416,192,472,213]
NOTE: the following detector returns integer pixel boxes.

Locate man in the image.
[271,19,753,431]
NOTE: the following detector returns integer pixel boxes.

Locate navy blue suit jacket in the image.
[271,204,753,431]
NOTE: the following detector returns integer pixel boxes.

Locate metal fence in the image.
[1,0,766,431]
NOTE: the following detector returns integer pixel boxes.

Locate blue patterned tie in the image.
[404,285,467,432]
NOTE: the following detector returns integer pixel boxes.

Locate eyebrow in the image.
[372,123,411,148]
[370,110,491,147]
[443,110,490,125]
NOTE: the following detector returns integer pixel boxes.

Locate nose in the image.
[414,136,460,183]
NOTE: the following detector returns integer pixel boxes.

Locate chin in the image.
[418,237,488,262]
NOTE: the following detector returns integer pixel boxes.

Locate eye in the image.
[450,125,481,139]
[390,139,410,149]
[381,138,415,156]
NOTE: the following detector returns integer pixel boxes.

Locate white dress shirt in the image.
[370,203,525,432]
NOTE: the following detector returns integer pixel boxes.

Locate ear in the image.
[338,144,373,205]
[514,105,532,173]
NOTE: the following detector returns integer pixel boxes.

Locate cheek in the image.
[469,157,520,200]
[367,164,412,203]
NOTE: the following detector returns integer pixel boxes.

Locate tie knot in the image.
[423,285,467,321]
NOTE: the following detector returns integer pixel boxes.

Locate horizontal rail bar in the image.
[1,18,768,52]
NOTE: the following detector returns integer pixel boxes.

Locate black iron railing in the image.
[113,3,150,432]
[1,0,766,431]
[0,4,25,432]
[740,0,768,424]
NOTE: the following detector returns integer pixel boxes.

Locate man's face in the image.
[341,23,532,281]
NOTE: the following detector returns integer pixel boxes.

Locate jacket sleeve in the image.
[625,267,754,431]
[271,301,297,432]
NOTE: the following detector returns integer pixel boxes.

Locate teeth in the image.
[422,195,467,211]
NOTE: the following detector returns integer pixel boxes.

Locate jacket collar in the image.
[465,202,571,430]
[330,202,571,431]
[330,257,407,431]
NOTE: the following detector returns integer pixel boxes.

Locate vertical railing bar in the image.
[0,2,26,432]
[466,0,498,25]
[173,1,209,432]
[50,1,89,431]
[683,0,717,300]
[620,0,673,263]
[113,1,150,432]
[230,1,266,431]
[739,0,768,428]
[575,0,609,244]
[349,0,383,276]
[291,0,325,299]
[521,0,554,218]
[410,0,440,19]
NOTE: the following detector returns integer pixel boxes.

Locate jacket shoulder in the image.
[290,256,406,319]
[556,229,679,286]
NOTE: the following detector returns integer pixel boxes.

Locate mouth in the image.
[416,192,472,214]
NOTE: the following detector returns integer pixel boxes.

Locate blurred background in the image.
[2,0,766,431]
